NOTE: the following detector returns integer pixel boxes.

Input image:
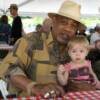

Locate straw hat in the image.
[48,0,82,25]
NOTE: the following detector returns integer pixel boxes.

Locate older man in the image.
[0,0,84,97]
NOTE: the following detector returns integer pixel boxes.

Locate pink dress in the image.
[64,60,94,82]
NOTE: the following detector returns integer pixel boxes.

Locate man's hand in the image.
[31,83,65,98]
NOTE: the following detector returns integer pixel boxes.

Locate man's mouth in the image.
[61,33,69,40]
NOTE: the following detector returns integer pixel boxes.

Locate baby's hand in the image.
[58,65,65,74]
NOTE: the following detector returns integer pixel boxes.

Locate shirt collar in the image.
[46,32,54,46]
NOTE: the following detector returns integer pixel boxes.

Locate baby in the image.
[57,35,100,92]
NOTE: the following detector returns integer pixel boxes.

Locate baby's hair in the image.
[67,35,90,50]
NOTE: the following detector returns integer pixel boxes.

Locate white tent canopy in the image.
[0,0,64,17]
[0,0,100,17]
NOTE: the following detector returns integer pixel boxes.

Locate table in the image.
[64,90,100,100]
[1,90,100,100]
[0,43,13,59]
[0,43,13,51]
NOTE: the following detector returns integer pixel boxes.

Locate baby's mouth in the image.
[76,58,81,61]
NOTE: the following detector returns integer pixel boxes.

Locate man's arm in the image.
[0,37,35,94]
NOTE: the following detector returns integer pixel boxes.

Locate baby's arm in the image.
[57,65,69,86]
[89,66,100,89]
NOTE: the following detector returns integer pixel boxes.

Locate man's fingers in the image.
[43,83,65,98]
[32,83,65,98]
[41,85,51,95]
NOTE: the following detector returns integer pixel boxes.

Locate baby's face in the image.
[68,44,88,63]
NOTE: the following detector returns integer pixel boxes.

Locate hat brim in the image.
[48,12,84,26]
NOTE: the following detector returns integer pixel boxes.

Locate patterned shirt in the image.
[64,60,94,81]
[0,32,70,95]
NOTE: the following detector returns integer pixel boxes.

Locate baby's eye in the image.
[72,50,76,53]
[80,50,84,53]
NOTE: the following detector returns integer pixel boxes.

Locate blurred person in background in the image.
[33,24,43,49]
[0,15,11,43]
[35,24,43,35]
[42,18,52,39]
[77,24,87,37]
[88,39,100,64]
[87,28,95,42]
[9,4,23,45]
[88,24,100,80]
[95,39,100,50]
[90,24,100,46]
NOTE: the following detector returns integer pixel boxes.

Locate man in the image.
[9,4,23,45]
[0,15,11,43]
[0,0,84,97]
[90,24,100,45]
[88,24,100,80]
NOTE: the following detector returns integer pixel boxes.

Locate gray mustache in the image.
[61,34,68,40]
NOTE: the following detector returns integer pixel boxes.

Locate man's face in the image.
[10,9,17,16]
[95,40,100,49]
[52,15,78,44]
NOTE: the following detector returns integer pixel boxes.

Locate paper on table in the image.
[0,79,9,99]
